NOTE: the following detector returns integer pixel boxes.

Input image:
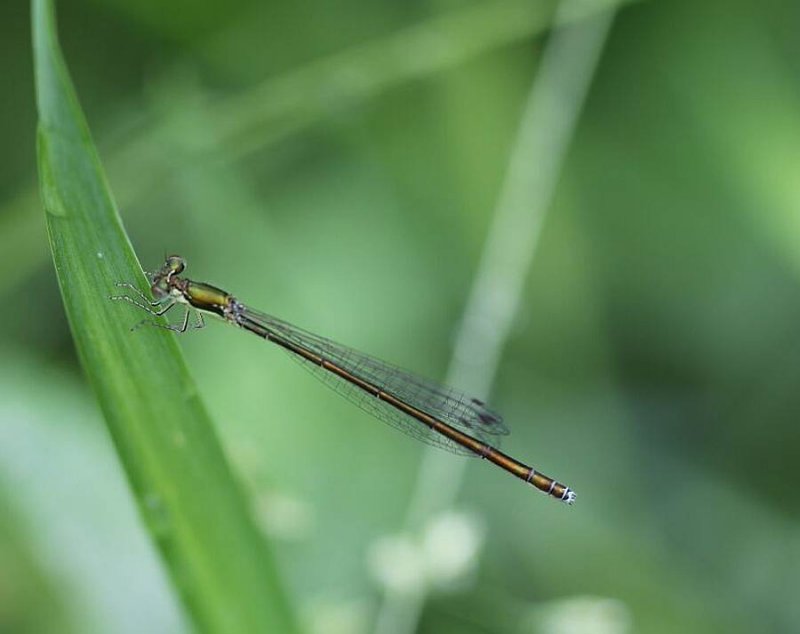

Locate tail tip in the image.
[562,488,577,505]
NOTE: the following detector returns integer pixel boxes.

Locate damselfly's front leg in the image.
[109,282,171,313]
[131,306,206,334]
[110,281,182,331]
[112,282,158,302]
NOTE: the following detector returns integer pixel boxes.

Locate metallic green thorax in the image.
[184,281,233,317]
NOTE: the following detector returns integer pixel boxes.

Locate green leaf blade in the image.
[31,2,299,632]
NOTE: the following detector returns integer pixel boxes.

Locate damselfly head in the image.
[148,255,186,297]
[164,255,186,275]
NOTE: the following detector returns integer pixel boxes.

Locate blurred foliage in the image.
[2,0,800,633]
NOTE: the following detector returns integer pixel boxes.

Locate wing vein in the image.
[242,308,509,456]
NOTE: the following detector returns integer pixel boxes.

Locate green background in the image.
[3,0,800,632]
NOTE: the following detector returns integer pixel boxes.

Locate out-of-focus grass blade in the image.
[2,0,636,296]
[31,2,299,632]
[0,484,76,634]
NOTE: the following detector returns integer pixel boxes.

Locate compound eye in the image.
[166,255,186,274]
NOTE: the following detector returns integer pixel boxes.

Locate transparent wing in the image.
[243,307,508,456]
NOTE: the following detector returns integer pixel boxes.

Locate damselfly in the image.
[111,256,576,504]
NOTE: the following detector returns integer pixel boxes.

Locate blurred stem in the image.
[198,0,623,161]
[372,3,617,633]
[1,0,630,297]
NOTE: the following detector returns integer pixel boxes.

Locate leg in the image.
[114,294,176,317]
[175,307,191,333]
[111,282,161,306]
[192,310,205,331]
[132,307,200,334]
[110,292,175,316]
[129,301,180,331]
